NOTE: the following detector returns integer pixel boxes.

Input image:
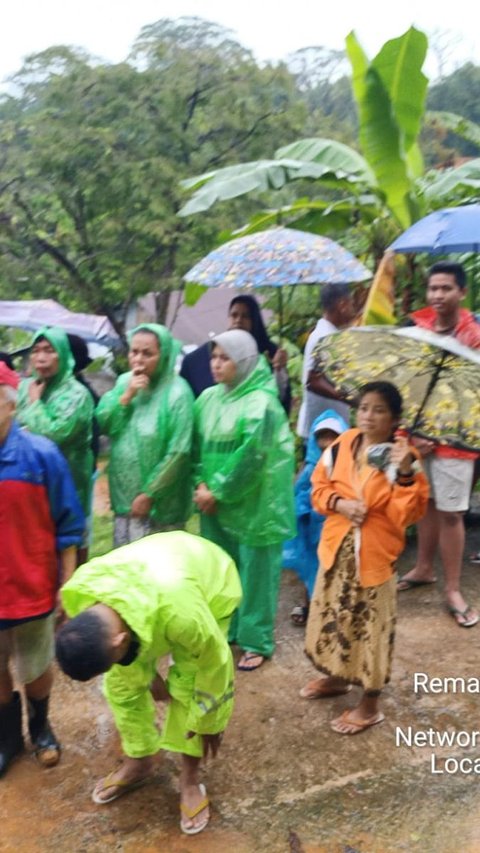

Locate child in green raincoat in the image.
[193,329,295,671]
[96,324,194,546]
[17,327,94,524]
[55,531,242,835]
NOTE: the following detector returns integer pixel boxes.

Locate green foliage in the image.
[427,112,480,151]
[0,18,305,338]
[179,26,480,294]
[427,63,480,156]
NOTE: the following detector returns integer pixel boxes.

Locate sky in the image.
[1,1,479,85]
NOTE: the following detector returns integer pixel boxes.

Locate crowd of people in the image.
[1,261,479,836]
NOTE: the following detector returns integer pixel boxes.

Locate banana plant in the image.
[179,28,480,244]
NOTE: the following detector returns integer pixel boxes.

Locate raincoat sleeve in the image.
[103,657,163,759]
[18,378,93,446]
[96,375,131,438]
[165,607,234,735]
[205,410,272,504]
[142,380,194,500]
[42,441,85,549]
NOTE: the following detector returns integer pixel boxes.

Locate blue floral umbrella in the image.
[184,227,371,332]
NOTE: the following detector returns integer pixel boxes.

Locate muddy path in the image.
[3,494,480,852]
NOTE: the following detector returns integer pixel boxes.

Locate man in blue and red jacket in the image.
[0,361,84,777]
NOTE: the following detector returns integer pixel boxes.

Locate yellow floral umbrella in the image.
[312,326,480,452]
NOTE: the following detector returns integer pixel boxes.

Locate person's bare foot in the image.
[445,592,479,627]
[237,652,265,671]
[330,707,384,735]
[397,569,437,591]
[299,676,351,699]
[92,756,155,803]
[180,783,210,834]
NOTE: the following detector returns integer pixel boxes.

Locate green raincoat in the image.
[96,324,193,525]
[61,531,242,758]
[17,327,94,515]
[193,355,295,546]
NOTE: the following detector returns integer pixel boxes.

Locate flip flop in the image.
[299,680,352,700]
[180,783,209,835]
[446,604,479,628]
[237,652,266,671]
[397,577,437,592]
[330,709,385,735]
[91,772,153,804]
[290,605,309,626]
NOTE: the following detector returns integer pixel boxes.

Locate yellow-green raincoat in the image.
[61,531,242,758]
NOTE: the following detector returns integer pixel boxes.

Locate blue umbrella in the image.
[389,205,480,254]
[184,227,371,333]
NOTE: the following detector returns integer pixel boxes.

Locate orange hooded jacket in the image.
[311,429,430,587]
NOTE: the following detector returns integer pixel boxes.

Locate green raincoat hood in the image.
[31,326,75,388]
[128,324,181,385]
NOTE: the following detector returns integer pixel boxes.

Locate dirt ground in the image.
[3,482,480,852]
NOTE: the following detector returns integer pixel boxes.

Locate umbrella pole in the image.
[411,352,447,432]
[277,287,284,341]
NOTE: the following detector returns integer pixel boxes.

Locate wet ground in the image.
[3,479,480,852]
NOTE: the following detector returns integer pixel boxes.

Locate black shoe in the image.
[0,691,24,778]
[28,696,61,768]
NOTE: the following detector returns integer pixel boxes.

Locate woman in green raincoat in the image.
[96,324,194,546]
[193,329,295,671]
[17,327,94,521]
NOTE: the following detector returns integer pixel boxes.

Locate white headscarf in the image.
[211,330,259,387]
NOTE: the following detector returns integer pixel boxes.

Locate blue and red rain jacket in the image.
[0,421,85,621]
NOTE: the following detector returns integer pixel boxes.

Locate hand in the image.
[411,436,435,458]
[55,590,67,630]
[337,498,367,526]
[28,380,45,402]
[186,731,224,760]
[193,483,217,515]
[150,674,170,702]
[130,493,152,518]
[271,348,287,370]
[120,372,150,405]
[390,436,414,474]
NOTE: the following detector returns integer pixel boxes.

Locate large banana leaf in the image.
[427,112,480,150]
[178,158,359,217]
[275,138,375,184]
[358,66,418,228]
[346,29,427,228]
[423,159,480,200]
[222,198,378,238]
[371,27,428,172]
[346,31,369,107]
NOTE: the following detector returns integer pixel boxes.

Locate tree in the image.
[0,18,305,341]
[178,28,480,306]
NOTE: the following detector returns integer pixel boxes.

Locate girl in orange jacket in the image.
[300,381,429,734]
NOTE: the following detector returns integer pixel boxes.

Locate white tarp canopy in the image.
[0,299,120,347]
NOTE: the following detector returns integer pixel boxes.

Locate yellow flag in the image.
[361,251,396,325]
